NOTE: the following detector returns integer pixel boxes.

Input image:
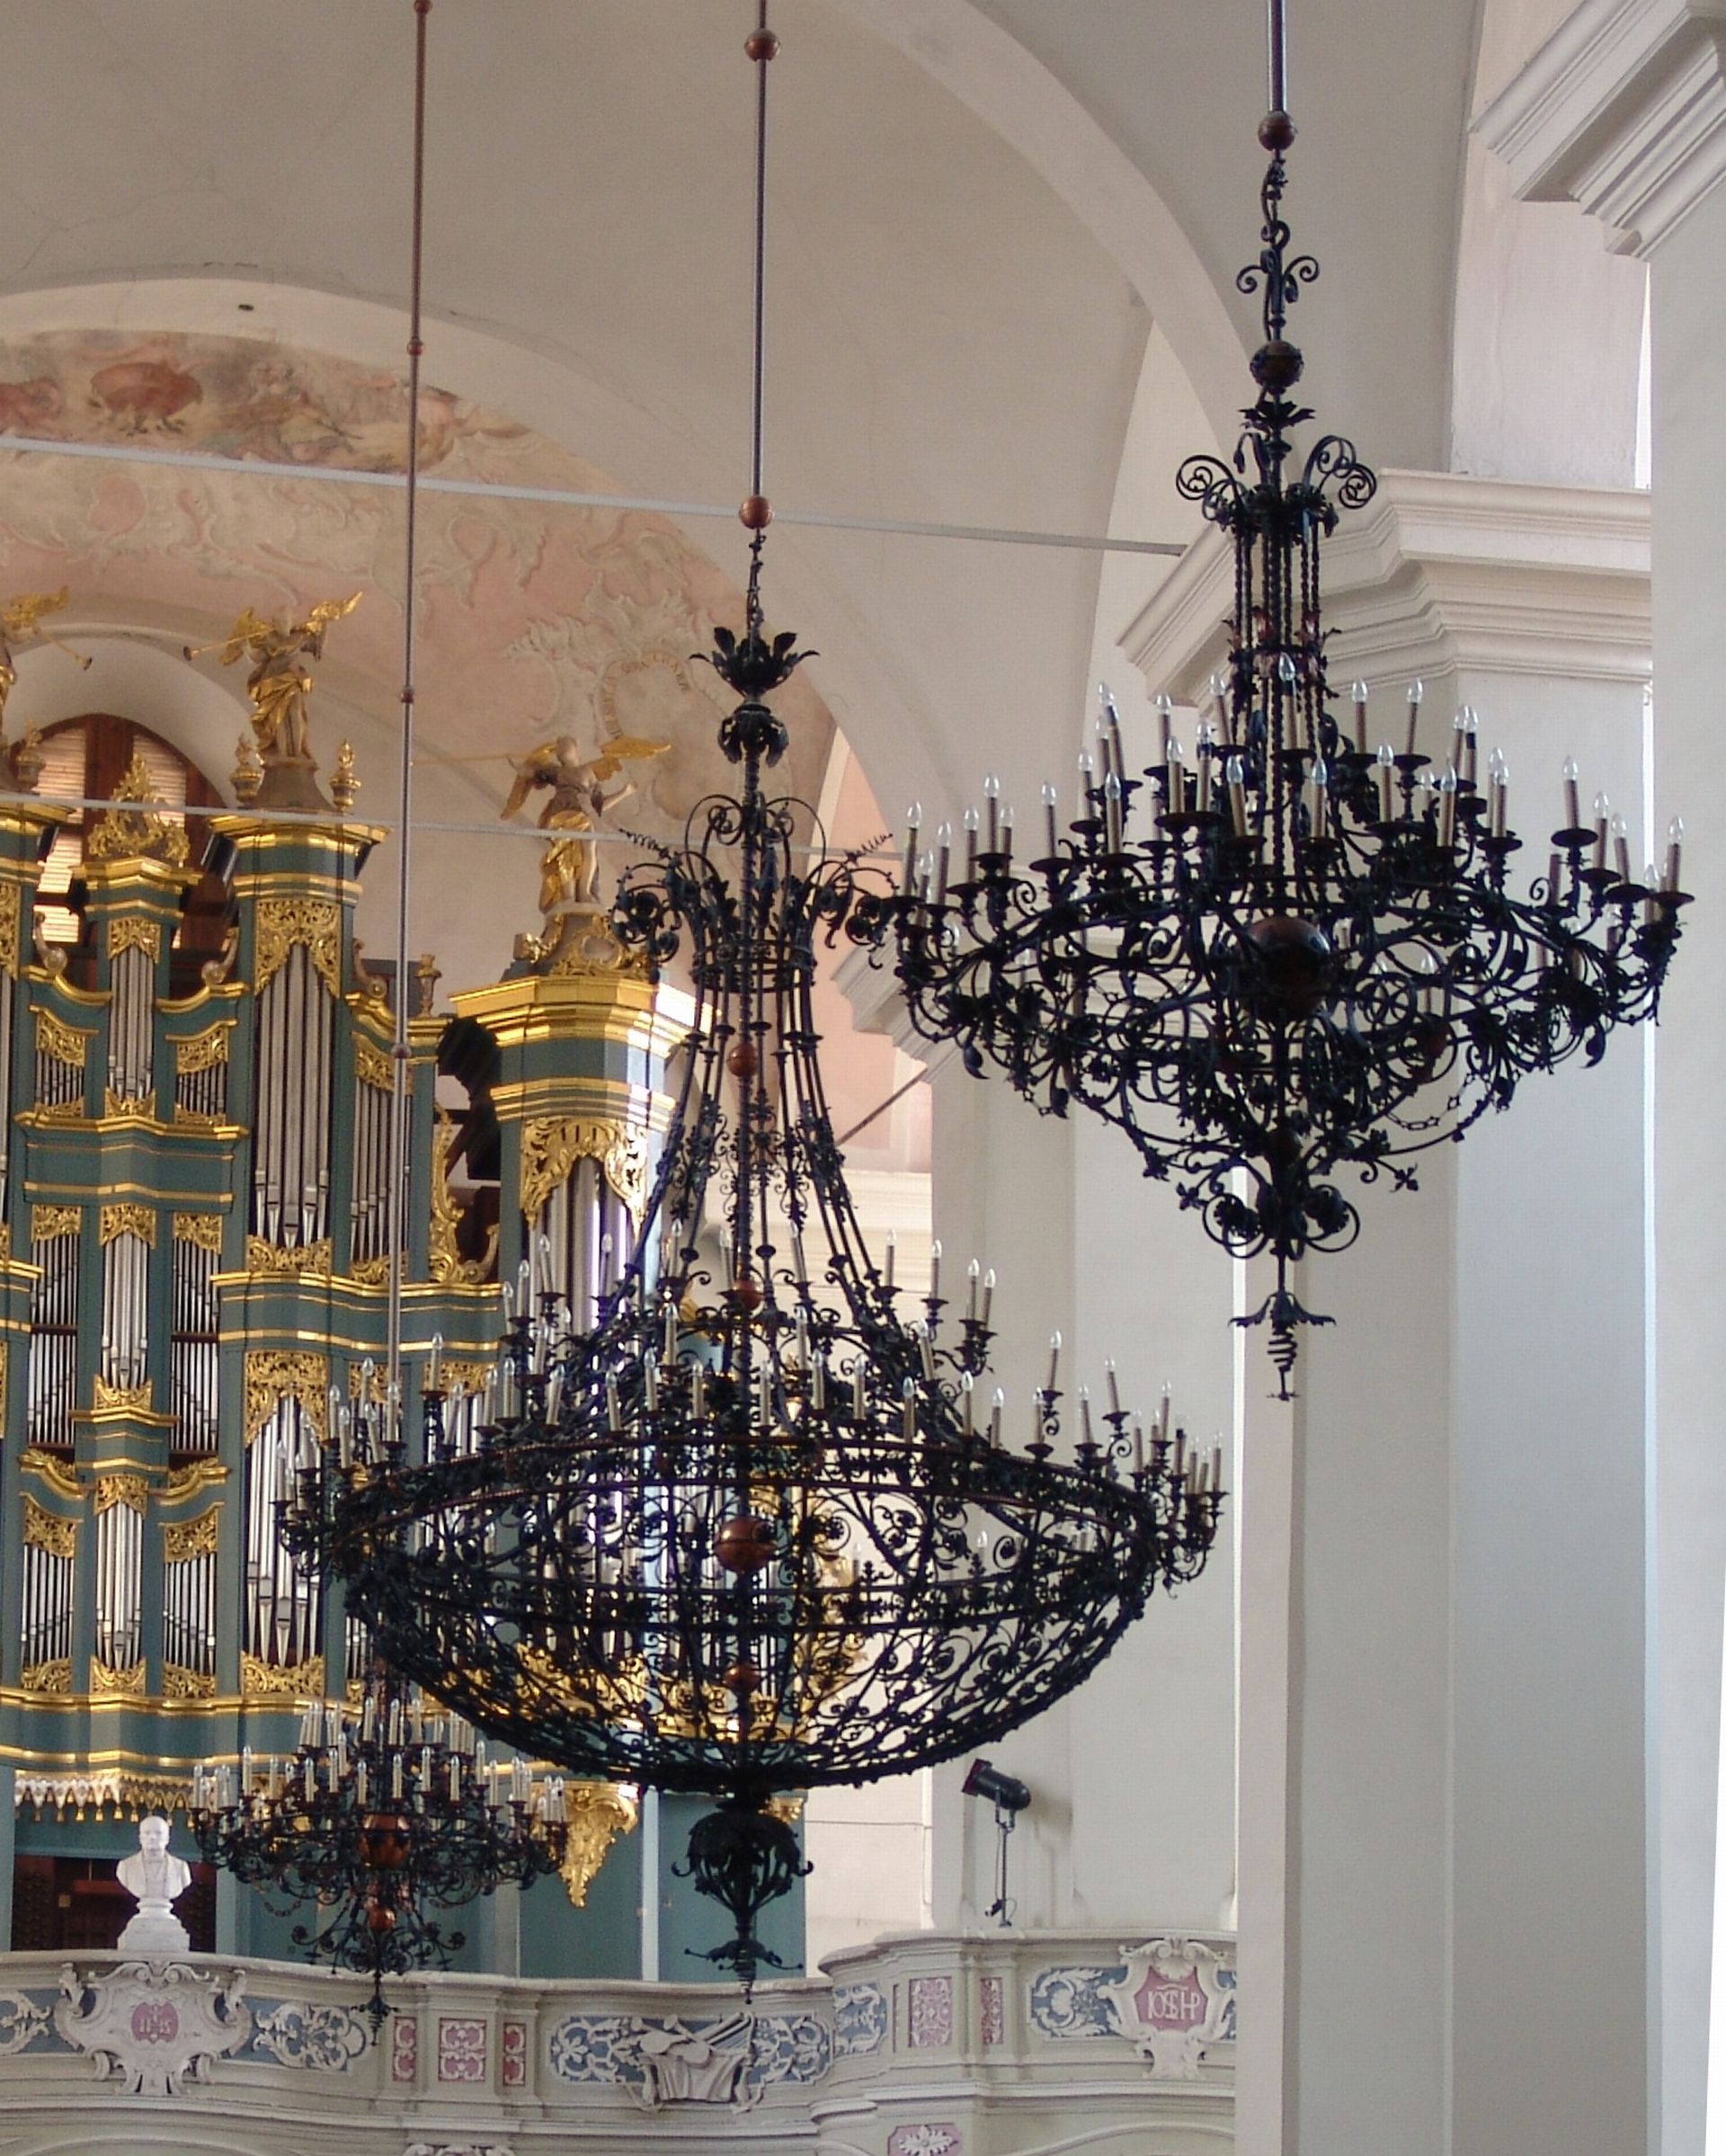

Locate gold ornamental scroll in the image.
[429,1110,495,1287]
[98,1203,156,1246]
[519,1115,652,1228]
[173,1212,225,1252]
[558,1781,640,1907]
[0,881,20,976]
[244,1350,328,1448]
[253,897,342,996]
[241,1652,325,1700]
[173,1021,234,1076]
[22,1494,77,1562]
[107,915,163,962]
[162,1505,222,1564]
[34,1008,93,1069]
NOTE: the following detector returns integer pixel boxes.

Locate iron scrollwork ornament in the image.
[885,106,1686,1391]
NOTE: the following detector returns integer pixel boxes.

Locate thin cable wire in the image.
[0,434,1184,558]
[387,0,432,1395]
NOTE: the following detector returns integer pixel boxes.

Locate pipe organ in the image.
[0,737,681,1953]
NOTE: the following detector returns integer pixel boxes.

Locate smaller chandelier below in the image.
[191,1663,568,2020]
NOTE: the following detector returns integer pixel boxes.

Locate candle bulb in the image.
[1437,766,1457,850]
[885,1227,896,1288]
[1132,1417,1145,1475]
[1559,755,1580,833]
[1105,770,1124,851]
[1644,864,1659,925]
[664,1296,679,1360]
[963,804,980,879]
[1105,1359,1122,1416]
[1226,754,1248,838]
[1000,803,1014,860]
[1159,1383,1172,1443]
[811,1353,825,1411]
[902,802,921,894]
[1488,750,1508,839]
[1664,815,1684,892]
[966,1257,980,1323]
[1376,744,1396,823]
[1462,707,1479,787]
[1210,1440,1224,1492]
[934,822,951,905]
[902,1377,917,1441]
[990,1386,1004,1447]
[929,1239,941,1305]
[1041,782,1059,860]
[1592,791,1610,871]
[1165,735,1185,815]
[1546,851,1562,904]
[983,773,1000,853]
[960,1369,974,1436]
[1405,678,1424,758]
[918,1324,936,1381]
[644,1359,659,1410]
[981,1267,995,1331]
[1046,1328,1062,1394]
[1612,813,1632,884]
[1079,1386,1094,1448]
[1154,690,1173,766]
[1309,757,1330,842]
[1351,679,1369,755]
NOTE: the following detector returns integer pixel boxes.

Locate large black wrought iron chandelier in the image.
[191,1663,567,2022]
[886,3,1687,1389]
[283,4,1222,1988]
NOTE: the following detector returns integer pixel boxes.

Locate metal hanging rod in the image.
[0,430,1183,559]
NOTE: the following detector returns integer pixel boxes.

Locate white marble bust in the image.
[116,1815,192,1955]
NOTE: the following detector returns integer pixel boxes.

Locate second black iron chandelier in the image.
[886,3,1686,1388]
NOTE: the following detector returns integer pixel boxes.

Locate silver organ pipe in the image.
[106,941,154,1104]
[93,1485,144,1673]
[351,1068,392,1269]
[249,944,334,1250]
[244,1398,321,1669]
[174,1038,229,1123]
[163,1514,218,1679]
[26,1218,79,1453]
[32,1020,84,1115]
[99,1225,150,1390]
[169,1224,220,1452]
[537,1157,636,1331]
[20,1501,75,1677]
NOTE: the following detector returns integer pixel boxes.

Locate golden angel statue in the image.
[502,730,671,918]
[0,587,93,737]
[187,593,361,768]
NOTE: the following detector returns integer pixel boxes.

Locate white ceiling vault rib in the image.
[0,431,1184,559]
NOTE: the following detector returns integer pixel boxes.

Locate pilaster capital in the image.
[835,942,939,1065]
[1119,468,1649,702]
[1476,0,1726,257]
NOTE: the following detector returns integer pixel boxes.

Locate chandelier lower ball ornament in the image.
[189,1667,568,2022]
[284,614,1223,1989]
[885,114,1688,1394]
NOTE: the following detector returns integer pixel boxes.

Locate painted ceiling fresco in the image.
[0,329,837,836]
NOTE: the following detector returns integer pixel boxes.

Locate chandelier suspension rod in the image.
[750,0,770,509]
[1268,0,1288,117]
[386,0,432,1397]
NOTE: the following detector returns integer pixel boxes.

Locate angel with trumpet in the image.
[185,593,361,767]
[0,588,93,737]
[502,730,671,917]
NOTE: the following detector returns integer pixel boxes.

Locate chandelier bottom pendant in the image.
[885,111,1686,1393]
[288,617,1223,1986]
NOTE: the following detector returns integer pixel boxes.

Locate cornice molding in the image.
[1475,0,1726,257]
[1119,468,1650,701]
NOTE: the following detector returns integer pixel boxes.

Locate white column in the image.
[840,949,1240,1940]
[1126,468,1653,2156]
[1481,24,1726,2148]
